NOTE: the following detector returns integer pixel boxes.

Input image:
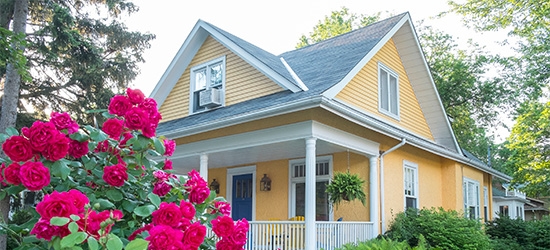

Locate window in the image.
[190,56,225,113]
[378,63,399,118]
[289,156,332,221]
[463,178,480,219]
[483,186,489,222]
[403,162,418,209]
[499,205,509,216]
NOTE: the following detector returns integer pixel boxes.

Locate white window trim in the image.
[483,186,489,221]
[226,165,256,221]
[189,56,226,114]
[463,177,481,219]
[377,62,400,120]
[403,161,419,209]
[288,155,333,221]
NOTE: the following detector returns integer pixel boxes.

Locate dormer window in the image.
[190,56,225,114]
[378,63,399,119]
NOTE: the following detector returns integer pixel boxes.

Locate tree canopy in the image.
[0,0,155,125]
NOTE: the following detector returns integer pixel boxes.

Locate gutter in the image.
[379,139,406,233]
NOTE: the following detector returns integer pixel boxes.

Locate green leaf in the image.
[0,133,9,143]
[96,198,115,209]
[106,234,123,250]
[70,214,81,221]
[122,200,137,213]
[22,235,40,243]
[106,189,124,201]
[147,193,161,208]
[5,127,19,136]
[51,160,71,180]
[6,185,25,195]
[68,221,79,233]
[60,232,87,248]
[133,205,156,217]
[125,238,148,250]
[50,217,70,226]
[152,137,165,156]
[0,190,6,201]
[88,237,99,250]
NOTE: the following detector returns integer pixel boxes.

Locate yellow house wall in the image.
[332,151,370,221]
[159,36,284,121]
[255,159,289,221]
[208,168,227,197]
[335,38,434,141]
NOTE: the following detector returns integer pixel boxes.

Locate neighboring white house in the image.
[492,183,526,220]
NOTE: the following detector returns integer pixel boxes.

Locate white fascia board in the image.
[150,20,209,106]
[201,25,302,93]
[280,57,308,91]
[311,121,379,156]
[322,14,411,99]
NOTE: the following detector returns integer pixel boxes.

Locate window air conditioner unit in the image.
[199,88,222,108]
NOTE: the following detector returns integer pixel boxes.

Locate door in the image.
[232,173,253,221]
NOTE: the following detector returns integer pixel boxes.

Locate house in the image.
[492,182,527,220]
[524,197,549,221]
[151,12,510,249]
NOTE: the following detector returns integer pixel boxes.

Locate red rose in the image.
[102,118,124,139]
[19,161,50,191]
[142,122,157,138]
[188,185,210,204]
[183,222,206,248]
[36,191,78,220]
[4,162,21,185]
[102,164,128,187]
[42,133,70,161]
[180,201,196,220]
[152,181,171,197]
[27,121,57,152]
[212,215,235,238]
[163,159,173,170]
[214,201,231,217]
[152,202,182,227]
[127,88,145,105]
[111,209,124,220]
[68,139,89,158]
[124,107,149,130]
[164,139,176,156]
[2,135,33,162]
[78,210,111,237]
[230,219,249,246]
[68,189,89,213]
[108,95,132,116]
[138,98,158,116]
[31,218,67,241]
[146,225,184,250]
[50,112,79,134]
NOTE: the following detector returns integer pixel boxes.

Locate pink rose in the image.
[183,222,207,248]
[2,135,33,162]
[42,133,70,161]
[146,225,183,250]
[127,88,145,105]
[212,215,235,238]
[111,209,124,220]
[31,218,66,241]
[78,210,111,237]
[50,112,78,134]
[19,161,50,191]
[164,139,176,156]
[179,201,196,220]
[108,95,132,116]
[153,181,171,197]
[27,121,57,152]
[216,238,239,250]
[4,162,21,185]
[214,201,231,217]
[142,122,157,138]
[68,189,89,213]
[138,98,158,116]
[230,219,249,246]
[124,107,149,130]
[152,202,182,227]
[120,132,133,146]
[68,139,89,158]
[189,185,210,204]
[103,164,128,187]
[163,159,173,170]
[36,191,79,220]
[102,118,124,139]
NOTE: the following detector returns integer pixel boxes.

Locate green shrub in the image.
[336,235,430,250]
[486,215,550,250]
[385,207,490,250]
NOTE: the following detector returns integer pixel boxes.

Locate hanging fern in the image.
[326,171,367,208]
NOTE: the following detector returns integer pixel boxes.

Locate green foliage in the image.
[336,235,430,250]
[296,7,381,48]
[385,208,490,250]
[486,215,550,250]
[0,27,28,80]
[326,171,366,208]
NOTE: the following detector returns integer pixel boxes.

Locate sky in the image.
[122,0,509,98]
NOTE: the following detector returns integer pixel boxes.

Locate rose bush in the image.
[0,88,248,250]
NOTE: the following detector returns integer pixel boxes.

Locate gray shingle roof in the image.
[157,13,407,134]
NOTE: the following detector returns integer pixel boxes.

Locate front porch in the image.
[244,221,374,250]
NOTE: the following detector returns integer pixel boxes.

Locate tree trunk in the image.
[0,0,27,249]
[0,0,14,29]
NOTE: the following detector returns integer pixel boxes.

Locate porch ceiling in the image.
[167,121,380,174]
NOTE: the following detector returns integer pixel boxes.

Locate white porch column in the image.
[369,156,379,238]
[199,153,208,181]
[305,137,317,249]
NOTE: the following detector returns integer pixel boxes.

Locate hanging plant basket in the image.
[326,171,367,208]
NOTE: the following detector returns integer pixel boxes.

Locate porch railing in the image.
[243,221,374,250]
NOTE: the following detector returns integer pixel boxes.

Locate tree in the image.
[296,7,381,48]
[0,0,155,125]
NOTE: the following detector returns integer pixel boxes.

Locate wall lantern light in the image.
[210,179,220,194]
[260,174,271,191]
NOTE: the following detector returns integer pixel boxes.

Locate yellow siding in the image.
[159,36,284,121]
[335,38,434,140]
[255,159,289,220]
[332,151,370,221]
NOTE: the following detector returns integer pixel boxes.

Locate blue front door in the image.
[232,174,253,221]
